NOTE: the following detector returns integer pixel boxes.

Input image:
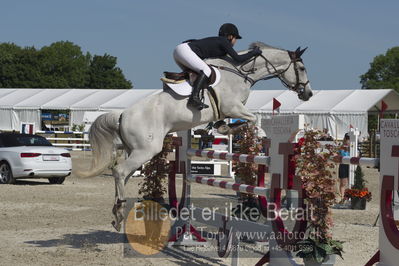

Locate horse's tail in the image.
[76,111,121,178]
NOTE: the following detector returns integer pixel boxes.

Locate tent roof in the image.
[41,89,99,110]
[14,89,70,109]
[0,88,16,99]
[0,89,43,108]
[99,89,160,109]
[248,89,399,114]
[331,89,398,113]
[247,90,323,112]
[0,88,160,110]
[245,90,285,110]
[70,89,127,110]
[0,88,398,113]
[295,90,356,113]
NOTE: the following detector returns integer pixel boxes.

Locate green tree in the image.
[360,46,399,91]
[38,41,91,88]
[89,54,132,89]
[0,41,132,89]
[0,43,38,88]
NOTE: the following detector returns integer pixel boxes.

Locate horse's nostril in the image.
[309,91,313,97]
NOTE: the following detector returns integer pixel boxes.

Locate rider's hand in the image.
[251,46,262,56]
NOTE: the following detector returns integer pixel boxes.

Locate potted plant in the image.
[344,166,372,209]
[139,136,173,203]
[138,136,172,240]
[296,237,343,265]
[294,129,344,265]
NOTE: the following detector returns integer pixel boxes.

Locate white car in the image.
[0,133,72,184]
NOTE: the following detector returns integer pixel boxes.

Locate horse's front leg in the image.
[217,103,257,134]
[225,102,257,123]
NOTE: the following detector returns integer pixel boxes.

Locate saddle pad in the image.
[163,66,221,96]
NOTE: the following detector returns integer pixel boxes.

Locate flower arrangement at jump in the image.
[138,135,173,202]
[231,123,263,221]
[294,129,344,264]
[344,165,372,209]
[232,124,263,188]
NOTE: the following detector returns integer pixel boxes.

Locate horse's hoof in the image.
[217,125,231,135]
[112,220,121,232]
[213,120,227,129]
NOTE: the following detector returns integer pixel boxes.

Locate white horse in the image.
[78,42,313,231]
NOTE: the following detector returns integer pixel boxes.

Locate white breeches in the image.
[173,43,212,77]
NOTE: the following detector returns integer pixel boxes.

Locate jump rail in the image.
[188,175,269,197]
[332,155,380,168]
[188,148,379,168]
[187,148,271,166]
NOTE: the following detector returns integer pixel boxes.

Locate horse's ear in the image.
[289,47,301,60]
[298,47,308,57]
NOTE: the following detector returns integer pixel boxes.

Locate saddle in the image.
[161,65,222,119]
[162,66,217,87]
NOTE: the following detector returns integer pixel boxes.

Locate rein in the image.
[210,64,257,85]
[211,51,309,93]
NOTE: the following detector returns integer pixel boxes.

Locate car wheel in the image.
[48,176,66,184]
[0,161,16,184]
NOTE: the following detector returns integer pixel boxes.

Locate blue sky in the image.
[1,0,398,90]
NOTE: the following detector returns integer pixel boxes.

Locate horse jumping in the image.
[78,43,313,231]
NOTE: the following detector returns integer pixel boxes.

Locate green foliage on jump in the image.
[360,46,399,91]
[0,41,132,89]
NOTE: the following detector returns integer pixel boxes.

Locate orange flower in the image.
[344,188,372,202]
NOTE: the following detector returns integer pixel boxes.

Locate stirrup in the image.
[197,102,209,110]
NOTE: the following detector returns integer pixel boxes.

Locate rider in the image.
[173,23,262,110]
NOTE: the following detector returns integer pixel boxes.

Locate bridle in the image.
[212,50,310,95]
[243,51,310,93]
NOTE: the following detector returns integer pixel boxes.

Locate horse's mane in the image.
[249,42,285,51]
[205,42,285,66]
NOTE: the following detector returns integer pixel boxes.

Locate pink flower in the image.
[298,137,305,147]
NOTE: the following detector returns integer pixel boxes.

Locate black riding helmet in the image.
[218,23,242,39]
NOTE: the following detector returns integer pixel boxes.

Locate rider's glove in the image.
[251,46,262,56]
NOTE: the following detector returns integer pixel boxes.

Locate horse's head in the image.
[281,47,313,101]
[246,43,313,101]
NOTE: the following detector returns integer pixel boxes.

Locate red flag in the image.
[380,100,388,118]
[349,124,353,129]
[272,98,281,115]
[381,100,388,112]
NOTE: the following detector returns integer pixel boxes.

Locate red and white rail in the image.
[188,149,379,168]
[187,148,270,166]
[331,156,380,168]
[187,175,268,197]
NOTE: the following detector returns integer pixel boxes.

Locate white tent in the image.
[0,88,398,138]
[0,89,44,131]
[69,89,127,125]
[0,88,160,131]
[247,89,399,139]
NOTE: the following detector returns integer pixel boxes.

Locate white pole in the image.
[348,128,360,187]
[229,132,233,178]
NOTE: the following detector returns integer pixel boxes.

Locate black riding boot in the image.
[188,71,209,110]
